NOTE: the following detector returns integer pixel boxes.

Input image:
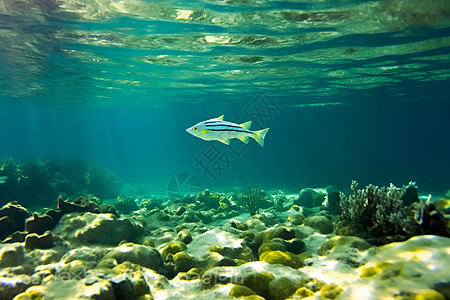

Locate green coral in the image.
[339,180,421,245]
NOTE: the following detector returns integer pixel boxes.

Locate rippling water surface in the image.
[1,0,450,106]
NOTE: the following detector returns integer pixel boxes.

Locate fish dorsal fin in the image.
[217,115,224,121]
[218,139,230,145]
[238,136,249,144]
[240,121,251,130]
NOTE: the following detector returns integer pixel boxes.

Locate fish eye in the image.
[193,127,198,131]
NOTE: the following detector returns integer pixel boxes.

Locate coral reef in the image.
[338,180,422,245]
[1,184,449,300]
[0,158,120,207]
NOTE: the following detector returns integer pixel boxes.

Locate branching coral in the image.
[338,180,422,245]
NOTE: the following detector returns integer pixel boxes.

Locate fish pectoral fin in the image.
[201,129,211,134]
[217,115,224,121]
[218,139,230,145]
[240,121,252,130]
[238,136,249,144]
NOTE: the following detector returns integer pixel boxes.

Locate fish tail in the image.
[253,128,269,147]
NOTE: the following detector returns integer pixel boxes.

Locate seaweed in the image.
[235,186,271,216]
[338,180,422,245]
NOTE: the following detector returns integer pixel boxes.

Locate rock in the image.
[175,206,186,216]
[202,266,245,288]
[3,231,27,243]
[288,213,305,225]
[319,236,372,268]
[263,226,296,242]
[44,209,64,226]
[269,277,299,300]
[114,197,139,214]
[54,212,146,245]
[295,188,326,208]
[0,275,33,300]
[0,216,8,236]
[196,189,223,209]
[99,204,118,216]
[294,286,315,298]
[24,231,55,249]
[320,283,343,299]
[243,272,274,299]
[62,247,109,269]
[57,196,90,213]
[177,230,192,245]
[140,198,161,211]
[326,186,342,215]
[25,213,54,235]
[304,215,334,234]
[259,236,305,256]
[104,243,166,275]
[353,235,450,299]
[14,277,115,300]
[260,250,304,269]
[160,242,187,260]
[229,285,257,297]
[110,274,135,300]
[0,243,24,267]
[319,236,372,255]
[0,202,30,240]
[173,252,195,272]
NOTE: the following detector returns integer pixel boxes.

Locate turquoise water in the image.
[1,2,450,299]
[1,0,450,195]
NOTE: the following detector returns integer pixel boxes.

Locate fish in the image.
[186,115,269,147]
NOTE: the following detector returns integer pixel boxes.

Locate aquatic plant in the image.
[85,162,120,199]
[338,180,422,245]
[0,158,120,207]
[235,186,270,216]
